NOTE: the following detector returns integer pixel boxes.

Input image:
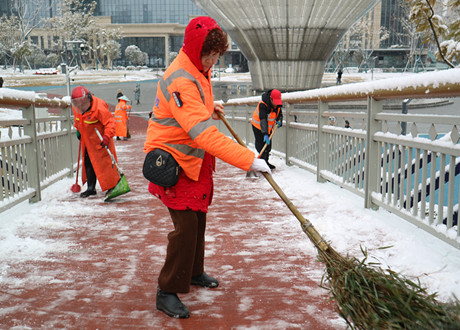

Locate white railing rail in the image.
[0,89,76,212]
[219,69,460,250]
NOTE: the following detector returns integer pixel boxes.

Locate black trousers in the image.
[252,125,271,162]
[84,149,97,190]
[158,208,206,293]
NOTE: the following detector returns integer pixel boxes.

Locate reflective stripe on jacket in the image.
[143,49,255,181]
[73,96,119,191]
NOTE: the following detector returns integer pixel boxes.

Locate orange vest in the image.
[251,101,281,134]
[114,100,130,137]
[144,49,255,181]
[73,96,119,191]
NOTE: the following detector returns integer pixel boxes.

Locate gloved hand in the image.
[250,158,271,175]
[76,130,81,140]
[276,113,283,127]
[263,134,270,145]
[100,135,110,147]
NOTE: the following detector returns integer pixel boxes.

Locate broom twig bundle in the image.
[219,113,460,328]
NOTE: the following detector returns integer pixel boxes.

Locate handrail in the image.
[0,89,70,108]
[224,69,460,105]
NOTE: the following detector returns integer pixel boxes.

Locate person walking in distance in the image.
[116,89,123,100]
[337,68,343,85]
[143,16,271,319]
[251,89,283,170]
[114,95,131,141]
[71,86,120,198]
[134,83,141,104]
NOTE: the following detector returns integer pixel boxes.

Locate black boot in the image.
[191,272,219,288]
[156,288,190,318]
[267,162,276,170]
[80,189,96,198]
[265,159,276,170]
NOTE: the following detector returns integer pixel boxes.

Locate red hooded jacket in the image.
[145,16,255,212]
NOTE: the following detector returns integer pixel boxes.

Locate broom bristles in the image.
[316,246,460,329]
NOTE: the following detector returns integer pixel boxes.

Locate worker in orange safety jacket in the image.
[251,89,283,169]
[143,16,271,319]
[72,85,120,198]
[114,95,131,140]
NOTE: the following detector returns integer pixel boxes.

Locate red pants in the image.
[158,208,206,293]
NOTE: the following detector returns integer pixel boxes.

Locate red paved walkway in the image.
[0,115,344,329]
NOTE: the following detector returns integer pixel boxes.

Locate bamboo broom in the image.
[219,112,460,329]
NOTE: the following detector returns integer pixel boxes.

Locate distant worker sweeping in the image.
[251,89,283,170]
[71,85,127,200]
[115,95,131,141]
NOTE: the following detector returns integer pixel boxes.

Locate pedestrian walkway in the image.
[0,115,344,329]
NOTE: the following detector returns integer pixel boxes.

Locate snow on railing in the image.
[0,88,75,213]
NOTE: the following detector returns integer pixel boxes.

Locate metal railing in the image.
[219,69,460,250]
[0,89,76,213]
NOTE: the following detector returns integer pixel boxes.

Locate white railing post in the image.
[22,105,41,202]
[246,105,251,146]
[64,106,75,177]
[364,97,382,209]
[317,100,328,183]
[285,102,291,165]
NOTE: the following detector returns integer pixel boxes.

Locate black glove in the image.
[76,130,81,140]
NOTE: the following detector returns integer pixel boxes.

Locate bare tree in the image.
[407,0,459,68]
[330,16,388,72]
[45,0,120,69]
[90,26,121,69]
[0,0,45,71]
[125,45,148,66]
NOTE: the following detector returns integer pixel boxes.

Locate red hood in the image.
[182,16,221,73]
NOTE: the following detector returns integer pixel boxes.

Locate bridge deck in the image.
[0,115,344,329]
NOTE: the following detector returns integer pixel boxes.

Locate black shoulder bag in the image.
[143,149,181,187]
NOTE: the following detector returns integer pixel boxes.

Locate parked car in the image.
[35,68,59,75]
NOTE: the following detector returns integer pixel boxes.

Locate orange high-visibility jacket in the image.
[251,101,281,135]
[73,96,119,191]
[114,99,131,137]
[144,49,255,181]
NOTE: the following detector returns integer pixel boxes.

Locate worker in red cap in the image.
[71,85,119,198]
[251,89,283,169]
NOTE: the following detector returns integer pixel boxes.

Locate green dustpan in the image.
[105,174,130,202]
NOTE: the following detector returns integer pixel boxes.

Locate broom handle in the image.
[95,128,124,176]
[75,139,81,183]
[258,124,278,158]
[219,112,330,252]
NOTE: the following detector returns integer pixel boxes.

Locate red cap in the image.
[271,89,282,106]
[71,86,90,99]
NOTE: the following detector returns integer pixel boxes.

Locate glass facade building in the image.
[5,0,203,24]
[380,0,408,48]
[99,0,204,24]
